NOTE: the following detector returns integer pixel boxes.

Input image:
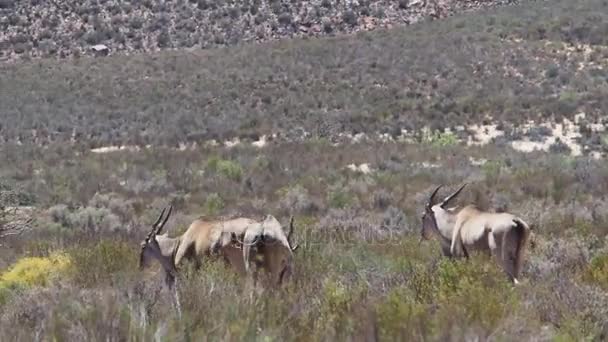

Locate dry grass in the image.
[1,140,608,340]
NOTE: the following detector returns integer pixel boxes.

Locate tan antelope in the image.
[139,206,300,289]
[139,205,260,316]
[420,184,532,284]
[139,206,255,286]
[238,215,300,287]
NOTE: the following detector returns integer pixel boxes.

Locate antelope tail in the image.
[512,218,532,280]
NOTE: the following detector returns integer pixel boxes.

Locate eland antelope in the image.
[139,206,300,288]
[420,184,532,284]
[138,205,257,288]
[239,215,300,287]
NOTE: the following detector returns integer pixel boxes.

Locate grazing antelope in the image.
[139,206,300,288]
[420,184,532,284]
[139,205,259,287]
[239,215,300,287]
[139,206,282,316]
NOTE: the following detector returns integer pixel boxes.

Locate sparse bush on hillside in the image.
[525,236,596,281]
[48,204,123,233]
[0,181,34,240]
[277,184,319,216]
[318,208,386,241]
[583,254,608,290]
[377,256,518,340]
[0,0,526,63]
[1,0,607,149]
[422,130,459,148]
[0,252,70,304]
[372,189,393,210]
[67,240,136,288]
[206,157,243,182]
[327,188,357,209]
[381,206,409,233]
[203,192,224,216]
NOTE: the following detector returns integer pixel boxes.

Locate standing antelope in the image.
[239,215,300,287]
[139,206,256,286]
[420,184,532,284]
[139,205,259,316]
[139,206,300,288]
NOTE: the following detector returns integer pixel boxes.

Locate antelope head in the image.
[239,214,300,286]
[267,215,300,285]
[420,184,467,248]
[139,205,176,276]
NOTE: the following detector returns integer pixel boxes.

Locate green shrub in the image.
[66,240,137,287]
[421,128,459,147]
[600,134,608,149]
[204,193,224,215]
[0,252,70,304]
[383,256,519,339]
[435,258,517,327]
[206,157,243,181]
[316,278,365,339]
[482,160,503,186]
[554,317,603,342]
[327,189,355,209]
[582,254,608,289]
[377,287,433,340]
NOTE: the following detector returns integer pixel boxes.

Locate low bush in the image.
[66,240,137,288]
[421,129,459,148]
[0,252,70,304]
[378,256,518,340]
[207,157,243,182]
[204,192,224,215]
[582,254,608,290]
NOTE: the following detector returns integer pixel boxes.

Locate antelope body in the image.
[241,215,299,286]
[139,207,256,285]
[420,184,532,284]
[139,206,299,288]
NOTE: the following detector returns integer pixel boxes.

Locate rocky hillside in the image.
[0,0,519,62]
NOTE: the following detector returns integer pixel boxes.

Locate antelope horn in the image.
[155,204,173,235]
[287,215,295,244]
[428,185,443,207]
[288,216,300,251]
[440,183,467,208]
[146,207,167,241]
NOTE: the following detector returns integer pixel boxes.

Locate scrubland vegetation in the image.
[1,0,608,341]
[0,0,519,61]
[2,0,608,149]
[1,142,608,340]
